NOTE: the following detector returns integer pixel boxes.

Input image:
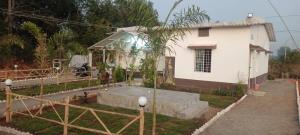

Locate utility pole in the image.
[7,0,14,34]
[284,47,287,62]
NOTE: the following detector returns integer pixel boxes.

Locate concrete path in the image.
[201,80,300,135]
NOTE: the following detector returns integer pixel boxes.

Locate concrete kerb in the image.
[0,82,123,104]
[0,86,98,104]
[296,81,300,125]
[0,126,33,135]
[191,94,248,135]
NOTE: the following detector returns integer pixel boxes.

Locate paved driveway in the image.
[201,80,300,135]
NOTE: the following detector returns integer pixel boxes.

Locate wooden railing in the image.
[4,86,145,135]
[0,68,54,81]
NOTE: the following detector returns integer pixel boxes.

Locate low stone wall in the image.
[97,86,209,119]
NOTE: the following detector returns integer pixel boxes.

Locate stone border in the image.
[191,94,247,135]
[296,81,300,125]
[0,82,124,104]
[0,126,32,135]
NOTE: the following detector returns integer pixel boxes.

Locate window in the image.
[195,49,211,72]
[198,28,209,37]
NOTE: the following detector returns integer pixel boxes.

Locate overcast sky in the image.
[150,0,300,53]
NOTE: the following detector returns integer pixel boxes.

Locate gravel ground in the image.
[201,79,300,135]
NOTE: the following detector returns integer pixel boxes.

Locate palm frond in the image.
[0,34,25,48]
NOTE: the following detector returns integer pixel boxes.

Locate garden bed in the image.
[0,96,202,135]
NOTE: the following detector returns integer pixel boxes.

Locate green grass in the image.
[7,103,199,135]
[0,80,101,100]
[200,94,239,109]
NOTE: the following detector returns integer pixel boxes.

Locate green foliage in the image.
[96,62,107,73]
[21,22,49,68]
[113,66,125,82]
[0,80,100,100]
[48,27,82,59]
[200,94,239,108]
[0,35,25,48]
[8,103,199,135]
[132,1,210,132]
[269,47,300,78]
[0,0,158,68]
[212,84,245,98]
[140,57,155,88]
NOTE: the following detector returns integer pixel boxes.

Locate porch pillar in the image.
[88,50,93,67]
[103,49,106,63]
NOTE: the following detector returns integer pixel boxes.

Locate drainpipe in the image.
[248,50,252,90]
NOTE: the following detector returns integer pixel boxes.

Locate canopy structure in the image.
[87,30,147,68]
[88,30,135,51]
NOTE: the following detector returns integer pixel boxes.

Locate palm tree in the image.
[131,0,210,134]
[48,28,74,60]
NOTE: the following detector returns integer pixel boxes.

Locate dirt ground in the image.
[201,79,300,135]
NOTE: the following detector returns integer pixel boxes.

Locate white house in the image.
[89,15,275,90]
[118,16,276,90]
[165,16,276,90]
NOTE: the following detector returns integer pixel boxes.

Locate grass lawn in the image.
[0,80,101,100]
[3,103,200,135]
[200,94,239,109]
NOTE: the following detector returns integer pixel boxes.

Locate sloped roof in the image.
[117,17,276,42]
[88,30,134,50]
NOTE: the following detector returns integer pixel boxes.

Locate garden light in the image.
[138,96,147,107]
[5,79,12,86]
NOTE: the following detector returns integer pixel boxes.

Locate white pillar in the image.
[103,49,106,63]
[88,51,93,67]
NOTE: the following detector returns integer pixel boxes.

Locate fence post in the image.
[39,78,44,114]
[5,86,12,123]
[88,70,91,87]
[139,107,145,135]
[64,96,70,135]
[5,71,8,79]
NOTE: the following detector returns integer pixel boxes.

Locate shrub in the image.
[144,79,154,88]
[267,74,275,80]
[114,66,125,82]
[213,84,245,97]
[159,83,175,90]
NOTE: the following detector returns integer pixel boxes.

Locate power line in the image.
[266,0,299,49]
[275,30,300,33]
[265,14,300,19]
[0,8,118,29]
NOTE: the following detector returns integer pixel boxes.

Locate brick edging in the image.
[296,81,300,125]
[0,126,32,135]
[191,94,247,135]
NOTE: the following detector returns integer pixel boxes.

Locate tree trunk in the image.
[152,60,157,135]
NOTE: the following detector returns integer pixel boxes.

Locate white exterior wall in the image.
[167,27,251,84]
[116,46,145,70]
[249,25,270,78]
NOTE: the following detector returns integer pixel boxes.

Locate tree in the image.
[21,21,48,68]
[128,44,140,85]
[132,0,210,134]
[48,27,75,59]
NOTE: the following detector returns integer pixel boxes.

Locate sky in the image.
[149,0,300,53]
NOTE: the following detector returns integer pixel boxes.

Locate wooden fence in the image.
[0,68,54,81]
[4,87,145,135]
